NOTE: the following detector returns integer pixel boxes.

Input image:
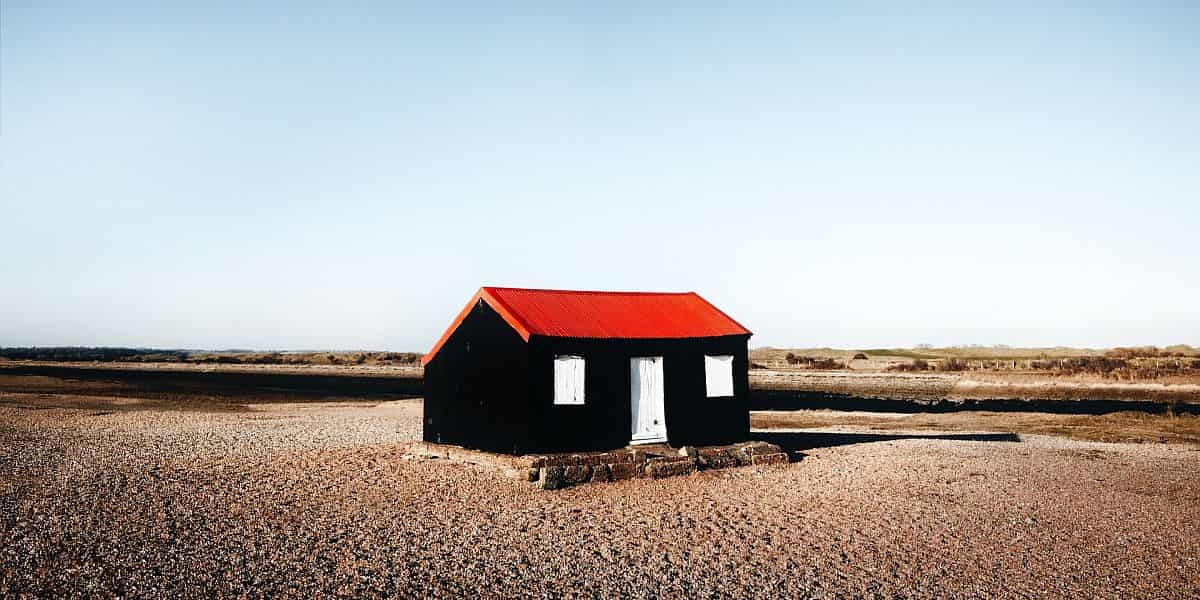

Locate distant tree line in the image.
[0,347,190,362]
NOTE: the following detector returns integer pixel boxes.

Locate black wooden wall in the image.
[422,300,530,453]
[526,335,750,452]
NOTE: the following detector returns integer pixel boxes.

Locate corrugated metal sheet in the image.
[422,287,751,366]
[484,287,750,339]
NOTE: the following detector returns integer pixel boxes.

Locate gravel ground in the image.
[2,393,1198,598]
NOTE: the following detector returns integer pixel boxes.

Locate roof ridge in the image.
[482,286,695,296]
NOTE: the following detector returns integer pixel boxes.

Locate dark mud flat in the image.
[3,364,1195,416]
[751,389,1200,415]
[0,364,422,403]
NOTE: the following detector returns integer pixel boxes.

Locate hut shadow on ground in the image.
[750,431,1021,462]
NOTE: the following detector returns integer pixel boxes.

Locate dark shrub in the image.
[888,359,930,372]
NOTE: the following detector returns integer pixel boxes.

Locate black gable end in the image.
[422,300,531,452]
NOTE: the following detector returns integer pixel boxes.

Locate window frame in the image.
[704,354,735,398]
[553,355,586,405]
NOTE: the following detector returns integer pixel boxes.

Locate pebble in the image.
[1,393,1198,598]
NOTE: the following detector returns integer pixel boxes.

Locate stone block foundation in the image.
[407,440,789,490]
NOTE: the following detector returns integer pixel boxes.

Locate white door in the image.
[630,356,666,444]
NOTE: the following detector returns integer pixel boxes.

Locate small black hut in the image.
[421,287,753,454]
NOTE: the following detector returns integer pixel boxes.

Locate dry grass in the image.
[752,346,1200,388]
[750,369,1200,405]
[752,409,1200,445]
[751,345,1200,382]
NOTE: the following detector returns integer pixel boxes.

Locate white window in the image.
[704,355,734,397]
[554,355,585,405]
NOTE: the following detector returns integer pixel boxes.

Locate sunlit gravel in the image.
[2,394,1198,598]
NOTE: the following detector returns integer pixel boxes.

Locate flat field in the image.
[2,371,1198,598]
[750,370,1200,407]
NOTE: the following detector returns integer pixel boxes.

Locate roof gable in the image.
[421,287,750,366]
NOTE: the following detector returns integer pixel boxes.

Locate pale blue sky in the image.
[2,2,1198,351]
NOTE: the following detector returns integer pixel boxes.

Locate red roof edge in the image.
[687,291,753,336]
[421,288,533,366]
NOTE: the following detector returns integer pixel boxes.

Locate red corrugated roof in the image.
[422,287,751,366]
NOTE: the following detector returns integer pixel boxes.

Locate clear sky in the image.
[2,2,1198,351]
